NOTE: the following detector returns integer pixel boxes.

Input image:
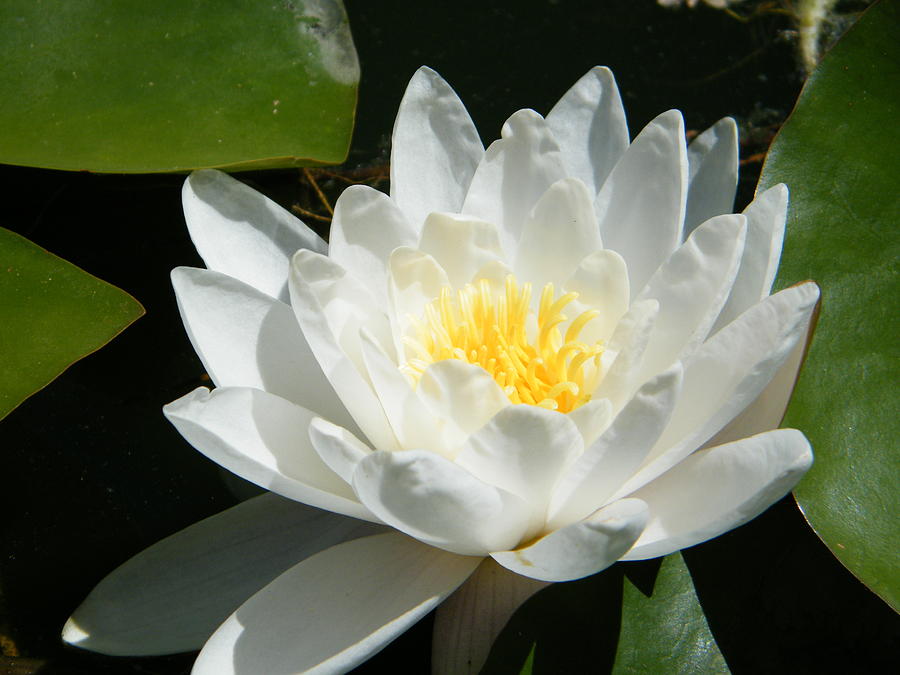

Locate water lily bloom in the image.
[63,66,818,674]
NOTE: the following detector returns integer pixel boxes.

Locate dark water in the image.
[1,1,896,673]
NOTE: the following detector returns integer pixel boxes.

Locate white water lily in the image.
[63,66,818,674]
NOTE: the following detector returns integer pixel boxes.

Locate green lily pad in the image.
[0,0,358,173]
[759,0,900,610]
[612,555,729,674]
[518,645,536,675]
[0,227,144,420]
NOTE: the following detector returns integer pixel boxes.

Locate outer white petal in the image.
[563,248,630,345]
[617,282,820,497]
[352,450,531,556]
[391,67,484,228]
[182,170,326,302]
[171,267,358,434]
[328,185,417,306]
[706,301,816,447]
[595,110,688,297]
[462,109,568,257]
[290,250,398,450]
[432,559,549,675]
[308,417,373,485]
[417,360,511,450]
[418,212,506,288]
[546,66,629,196]
[713,183,789,331]
[593,299,660,411]
[515,177,602,290]
[491,499,648,582]
[164,386,375,522]
[456,406,583,520]
[622,429,813,560]
[548,364,682,529]
[684,117,739,238]
[62,494,382,656]
[193,533,481,675]
[635,213,747,382]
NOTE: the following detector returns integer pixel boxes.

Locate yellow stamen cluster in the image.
[401,276,604,413]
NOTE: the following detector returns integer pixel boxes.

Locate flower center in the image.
[401,275,604,413]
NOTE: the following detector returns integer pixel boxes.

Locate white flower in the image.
[63,66,818,674]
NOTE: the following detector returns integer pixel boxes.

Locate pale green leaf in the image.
[0,0,358,172]
[612,555,729,674]
[0,227,144,419]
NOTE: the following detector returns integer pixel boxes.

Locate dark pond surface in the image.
[1,1,896,673]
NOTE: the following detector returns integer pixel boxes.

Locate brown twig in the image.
[725,1,790,22]
[290,204,333,223]
[302,167,334,216]
[740,152,768,166]
[314,165,391,185]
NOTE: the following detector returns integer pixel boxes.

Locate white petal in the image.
[432,559,549,675]
[308,417,372,485]
[290,250,394,366]
[63,494,382,656]
[417,360,511,450]
[456,406,583,520]
[684,117,739,238]
[546,66,629,196]
[353,450,531,555]
[706,297,817,446]
[713,184,789,331]
[193,533,481,675]
[164,386,375,521]
[388,246,451,350]
[595,110,688,296]
[462,109,568,257]
[390,67,485,228]
[515,178,602,290]
[171,267,358,434]
[635,213,747,382]
[182,170,326,302]
[617,282,820,497]
[418,212,506,288]
[328,185,417,306]
[491,499,648,582]
[623,429,813,560]
[359,330,441,453]
[290,250,398,450]
[563,248,630,344]
[593,299,660,411]
[549,364,682,529]
[472,258,514,290]
[567,398,614,448]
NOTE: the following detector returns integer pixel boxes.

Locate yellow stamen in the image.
[401,274,604,413]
